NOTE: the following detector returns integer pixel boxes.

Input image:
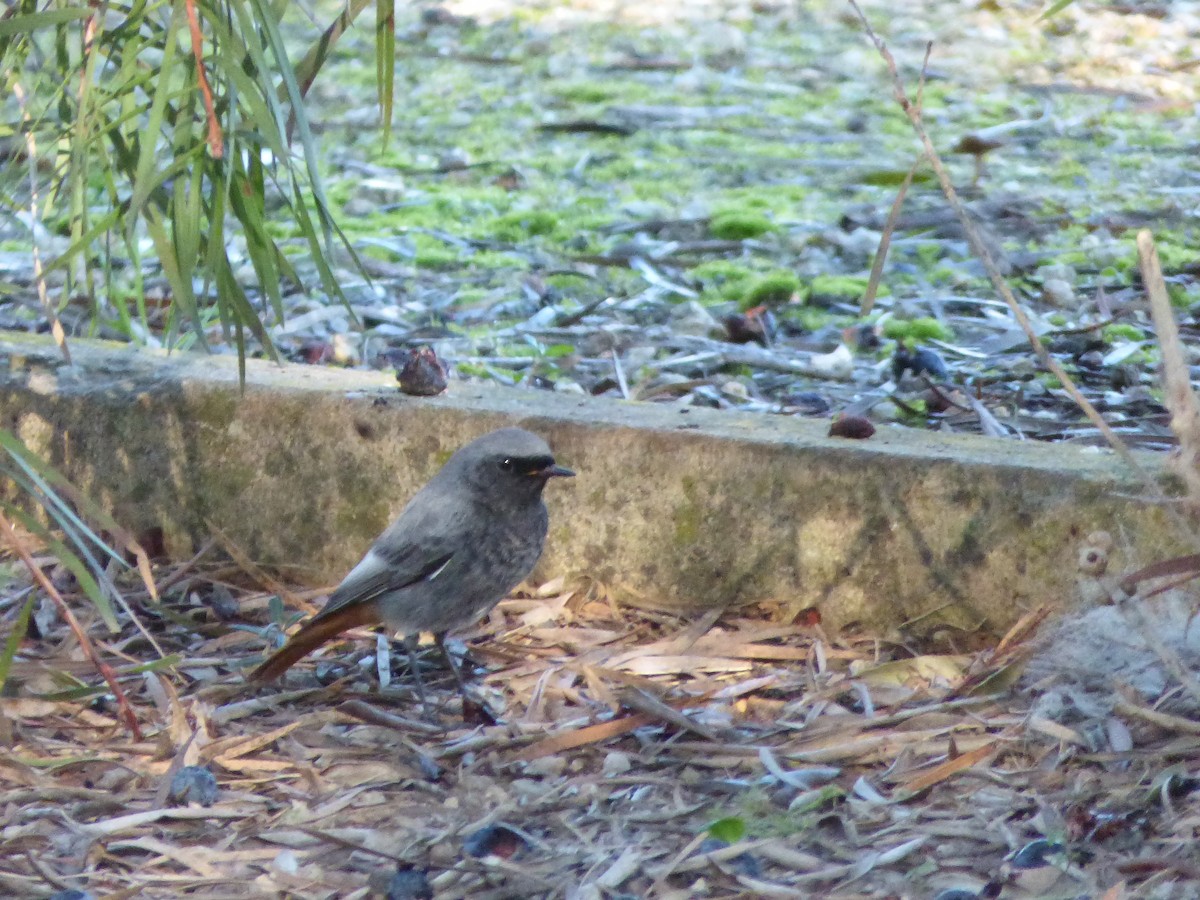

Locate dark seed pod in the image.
[397,346,449,396]
[829,414,875,440]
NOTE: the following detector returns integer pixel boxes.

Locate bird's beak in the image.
[535,463,575,478]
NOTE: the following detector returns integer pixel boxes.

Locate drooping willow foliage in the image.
[0,0,391,373]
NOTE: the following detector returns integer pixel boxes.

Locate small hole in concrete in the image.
[354,421,376,440]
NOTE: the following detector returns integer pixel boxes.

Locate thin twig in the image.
[185,0,224,158]
[862,154,920,317]
[861,44,931,317]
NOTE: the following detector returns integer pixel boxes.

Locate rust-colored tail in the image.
[249,601,381,682]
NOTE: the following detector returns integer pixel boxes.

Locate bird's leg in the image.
[434,632,473,699]
[402,632,431,712]
[435,634,500,721]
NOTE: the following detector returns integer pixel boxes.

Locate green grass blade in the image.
[245,0,334,250]
[129,0,185,219]
[0,592,36,692]
[0,430,140,569]
[146,203,207,349]
[216,253,279,363]
[1038,0,1076,19]
[292,0,373,98]
[2,503,119,632]
[0,9,94,38]
[376,0,394,149]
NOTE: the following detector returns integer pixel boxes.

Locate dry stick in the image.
[1113,693,1200,735]
[861,155,920,318]
[0,509,142,739]
[846,2,1190,538]
[1138,229,1200,506]
[10,82,71,366]
[184,0,224,159]
[861,43,930,318]
[1120,553,1200,596]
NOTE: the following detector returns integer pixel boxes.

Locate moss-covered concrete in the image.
[0,332,1188,634]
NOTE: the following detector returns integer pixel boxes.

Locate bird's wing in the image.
[314,540,455,622]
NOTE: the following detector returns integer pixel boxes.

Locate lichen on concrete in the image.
[0,333,1189,635]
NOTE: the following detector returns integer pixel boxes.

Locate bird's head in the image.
[453,427,574,503]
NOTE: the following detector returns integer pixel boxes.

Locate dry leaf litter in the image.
[2,533,1198,899]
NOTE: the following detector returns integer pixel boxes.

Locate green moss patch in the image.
[882,317,954,343]
[742,270,800,309]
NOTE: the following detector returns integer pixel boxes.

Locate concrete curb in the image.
[0,332,1184,634]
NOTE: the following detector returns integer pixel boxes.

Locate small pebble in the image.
[203,584,239,620]
[603,751,632,776]
[331,332,359,366]
[354,176,408,206]
[723,307,775,346]
[386,866,433,900]
[524,756,567,778]
[719,380,750,401]
[893,346,947,380]
[168,765,219,807]
[438,148,471,171]
[911,347,948,378]
[1042,278,1075,308]
[828,414,875,440]
[553,379,587,395]
[784,391,831,416]
[272,849,299,875]
[1036,263,1077,286]
[809,343,854,379]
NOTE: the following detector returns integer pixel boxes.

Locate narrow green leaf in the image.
[13,755,102,770]
[1038,0,1076,19]
[129,0,185,218]
[0,593,35,692]
[227,155,283,323]
[146,203,207,348]
[35,656,182,701]
[293,0,374,98]
[1,504,119,631]
[376,0,395,148]
[216,254,278,363]
[0,430,141,566]
[244,0,335,251]
[41,210,122,276]
[0,9,94,38]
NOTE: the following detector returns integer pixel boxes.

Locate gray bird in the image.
[250,427,573,688]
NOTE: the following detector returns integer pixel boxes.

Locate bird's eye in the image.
[499,458,514,472]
